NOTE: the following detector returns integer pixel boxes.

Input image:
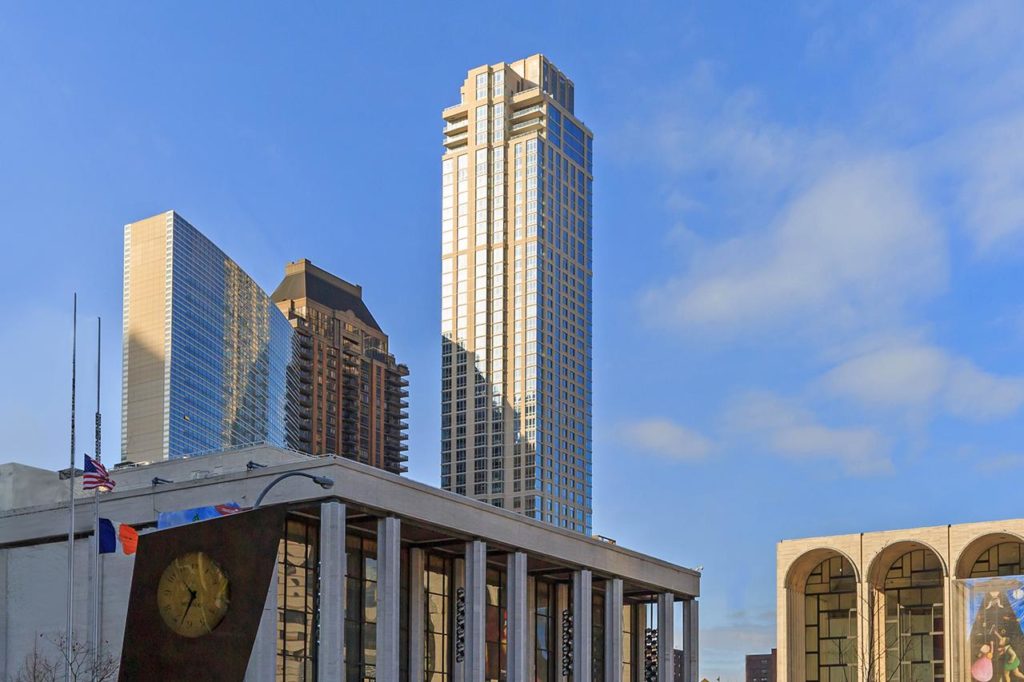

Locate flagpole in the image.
[92,316,102,673]
[66,293,77,679]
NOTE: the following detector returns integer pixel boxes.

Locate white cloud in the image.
[726,391,892,476]
[621,418,713,461]
[945,359,1024,420]
[976,453,1024,475]
[822,343,1024,421]
[954,113,1024,252]
[822,344,948,408]
[644,157,946,335]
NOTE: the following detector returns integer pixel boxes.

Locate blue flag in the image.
[156,502,242,529]
[98,518,117,554]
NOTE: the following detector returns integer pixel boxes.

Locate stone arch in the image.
[867,540,948,588]
[783,548,861,682]
[785,546,862,590]
[867,541,947,682]
[955,531,1024,579]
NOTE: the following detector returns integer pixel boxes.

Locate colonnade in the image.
[249,501,699,681]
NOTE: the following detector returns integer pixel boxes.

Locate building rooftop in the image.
[0,444,700,598]
[271,258,382,332]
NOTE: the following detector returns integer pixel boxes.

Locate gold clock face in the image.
[157,551,230,637]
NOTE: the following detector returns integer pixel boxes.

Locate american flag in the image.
[83,454,115,490]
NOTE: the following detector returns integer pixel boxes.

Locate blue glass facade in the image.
[122,211,296,461]
[165,215,294,457]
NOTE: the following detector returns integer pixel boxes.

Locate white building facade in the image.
[1,446,697,681]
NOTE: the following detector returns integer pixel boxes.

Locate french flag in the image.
[98,518,138,555]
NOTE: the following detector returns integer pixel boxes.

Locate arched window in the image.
[970,542,1024,577]
[882,549,944,681]
[805,555,858,682]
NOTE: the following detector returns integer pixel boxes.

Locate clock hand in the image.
[180,587,197,625]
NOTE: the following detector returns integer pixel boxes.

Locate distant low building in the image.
[746,649,776,682]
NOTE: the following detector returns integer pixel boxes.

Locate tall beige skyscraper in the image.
[440,55,593,533]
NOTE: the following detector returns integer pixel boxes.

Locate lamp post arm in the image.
[253,471,334,508]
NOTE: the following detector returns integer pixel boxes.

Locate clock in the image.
[157,551,231,637]
[119,506,285,681]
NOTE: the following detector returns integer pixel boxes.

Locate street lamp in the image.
[253,472,335,508]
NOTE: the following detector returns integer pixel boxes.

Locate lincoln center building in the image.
[0,446,699,681]
[440,55,594,533]
[777,520,1024,682]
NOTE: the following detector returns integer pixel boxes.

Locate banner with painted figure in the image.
[965,577,1024,682]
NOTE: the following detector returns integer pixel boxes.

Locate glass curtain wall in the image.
[346,535,378,681]
[424,554,453,681]
[276,516,320,681]
[883,549,945,681]
[970,542,1024,577]
[344,535,410,681]
[622,603,633,682]
[592,590,605,682]
[805,556,858,682]
[535,580,556,681]
[485,567,507,681]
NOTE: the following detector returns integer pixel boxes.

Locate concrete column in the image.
[856,581,870,682]
[945,575,957,682]
[604,578,623,682]
[377,516,402,682]
[657,593,674,682]
[573,570,592,681]
[686,600,699,682]
[507,552,528,682]
[409,548,426,682]
[464,540,487,682]
[318,501,346,681]
[245,562,279,681]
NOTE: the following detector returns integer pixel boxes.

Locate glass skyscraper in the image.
[121,211,296,461]
[440,55,594,533]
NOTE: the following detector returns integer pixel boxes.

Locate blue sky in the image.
[2,2,1024,678]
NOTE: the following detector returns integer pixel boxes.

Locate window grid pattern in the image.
[424,554,452,681]
[535,580,555,682]
[276,517,320,681]
[485,568,507,681]
[804,556,858,682]
[592,591,605,682]
[163,214,295,458]
[346,536,378,681]
[969,542,1024,577]
[883,549,945,682]
[441,57,594,534]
